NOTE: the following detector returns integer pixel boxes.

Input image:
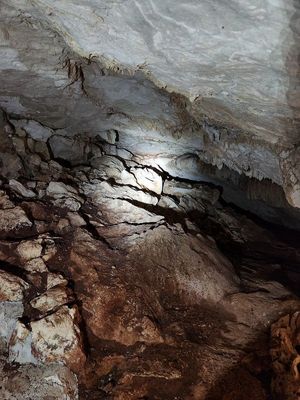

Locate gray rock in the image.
[0,302,23,352]
[13,120,54,142]
[130,167,163,194]
[9,306,85,371]
[9,179,36,198]
[1,0,300,209]
[49,136,86,165]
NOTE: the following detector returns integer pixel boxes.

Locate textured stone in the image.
[13,119,54,142]
[9,306,85,372]
[271,312,300,400]
[0,302,23,351]
[46,182,84,211]
[67,212,86,227]
[46,182,80,199]
[0,2,300,398]
[0,271,28,302]
[163,179,220,212]
[0,361,78,400]
[17,240,43,262]
[0,0,300,210]
[0,207,32,234]
[24,257,48,273]
[81,180,158,206]
[46,273,68,290]
[0,191,15,209]
[131,167,163,194]
[9,179,36,198]
[30,286,70,315]
[49,135,87,165]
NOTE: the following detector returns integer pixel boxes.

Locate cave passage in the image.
[1,1,300,399]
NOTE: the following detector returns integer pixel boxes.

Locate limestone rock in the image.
[131,167,163,194]
[8,179,36,198]
[0,271,28,302]
[270,312,300,400]
[81,180,158,206]
[0,207,32,234]
[85,283,164,346]
[0,191,15,209]
[46,273,68,290]
[13,119,54,142]
[42,239,57,262]
[49,135,87,165]
[56,218,70,234]
[90,155,125,178]
[0,1,300,397]
[89,155,138,187]
[24,257,48,273]
[163,179,220,206]
[9,306,85,372]
[0,302,23,351]
[0,361,78,400]
[0,153,23,179]
[158,195,179,211]
[46,181,80,199]
[17,239,43,262]
[46,181,84,211]
[67,212,86,227]
[29,139,51,161]
[0,0,300,212]
[30,286,71,315]
[8,323,38,365]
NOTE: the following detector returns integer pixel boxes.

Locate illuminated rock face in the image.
[0,128,298,399]
[0,0,300,210]
[0,1,300,399]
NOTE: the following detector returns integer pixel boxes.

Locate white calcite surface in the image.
[0,0,299,208]
[0,302,23,351]
[9,306,85,371]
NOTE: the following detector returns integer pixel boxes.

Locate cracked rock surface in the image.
[1,0,300,213]
[0,1,300,399]
[0,110,299,399]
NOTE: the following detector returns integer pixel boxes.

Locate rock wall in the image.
[0,1,300,399]
[0,0,300,208]
[0,113,298,398]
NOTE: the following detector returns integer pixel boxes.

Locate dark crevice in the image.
[77,207,115,250]
[0,260,29,282]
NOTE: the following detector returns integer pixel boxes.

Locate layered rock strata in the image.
[1,1,300,398]
[0,117,299,398]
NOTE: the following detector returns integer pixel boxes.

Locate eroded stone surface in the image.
[0,359,78,400]
[0,207,32,235]
[0,164,296,399]
[271,312,300,400]
[0,0,300,211]
[0,271,28,302]
[0,7,299,394]
[9,306,85,372]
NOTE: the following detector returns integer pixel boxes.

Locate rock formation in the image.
[0,1,299,399]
